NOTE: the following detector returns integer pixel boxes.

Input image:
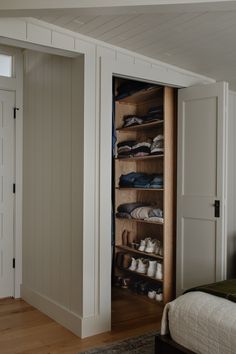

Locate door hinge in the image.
[13,183,16,194]
[13,107,19,119]
[13,258,15,269]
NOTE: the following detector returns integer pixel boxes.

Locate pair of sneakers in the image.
[138,238,163,256]
[129,258,148,274]
[129,257,163,280]
[148,288,163,302]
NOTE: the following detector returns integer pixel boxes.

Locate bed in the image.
[156,280,236,354]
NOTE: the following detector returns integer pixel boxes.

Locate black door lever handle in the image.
[213,200,220,218]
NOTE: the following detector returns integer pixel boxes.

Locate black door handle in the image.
[213,200,220,218]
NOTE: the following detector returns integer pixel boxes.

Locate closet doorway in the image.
[111,76,177,330]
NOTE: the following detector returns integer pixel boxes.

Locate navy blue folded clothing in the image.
[119,172,163,189]
[115,82,154,101]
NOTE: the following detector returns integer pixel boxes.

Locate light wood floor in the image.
[0,288,162,354]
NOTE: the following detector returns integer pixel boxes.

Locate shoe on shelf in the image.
[148,290,156,300]
[155,262,163,280]
[116,252,124,268]
[155,240,161,255]
[123,253,131,269]
[138,238,148,252]
[156,289,163,302]
[155,240,163,256]
[147,260,157,277]
[129,257,138,271]
[121,277,131,289]
[138,282,149,295]
[145,239,156,253]
[136,258,148,274]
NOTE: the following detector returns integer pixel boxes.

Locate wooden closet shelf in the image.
[116,154,164,161]
[117,267,163,283]
[115,86,162,104]
[116,217,164,226]
[116,245,164,260]
[116,120,164,132]
[116,187,164,191]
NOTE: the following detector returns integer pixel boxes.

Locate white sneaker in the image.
[155,240,161,255]
[129,257,137,271]
[155,262,163,280]
[138,239,147,252]
[156,292,163,302]
[147,260,157,277]
[148,290,156,300]
[136,259,148,274]
[145,239,156,253]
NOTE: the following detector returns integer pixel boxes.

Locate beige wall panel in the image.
[23,50,83,316]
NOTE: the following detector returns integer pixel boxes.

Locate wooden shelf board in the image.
[116,187,164,191]
[116,217,164,226]
[115,86,162,104]
[116,154,164,161]
[116,245,163,260]
[116,120,164,132]
[117,267,163,283]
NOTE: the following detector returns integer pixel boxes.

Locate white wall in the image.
[227,92,236,279]
[22,50,84,334]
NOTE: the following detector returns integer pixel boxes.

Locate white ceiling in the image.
[2,1,236,88]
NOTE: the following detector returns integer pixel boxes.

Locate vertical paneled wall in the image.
[23,50,84,317]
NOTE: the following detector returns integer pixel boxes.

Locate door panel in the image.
[182,218,216,289]
[0,90,14,298]
[177,82,228,295]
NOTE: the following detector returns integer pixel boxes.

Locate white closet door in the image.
[177,82,228,296]
[0,90,14,298]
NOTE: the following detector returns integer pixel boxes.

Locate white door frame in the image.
[0,44,23,298]
[98,56,218,326]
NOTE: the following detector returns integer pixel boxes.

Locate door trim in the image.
[0,45,23,298]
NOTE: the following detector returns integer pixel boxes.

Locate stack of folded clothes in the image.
[116,203,164,223]
[117,135,163,158]
[117,139,152,158]
[119,172,163,189]
[122,106,163,128]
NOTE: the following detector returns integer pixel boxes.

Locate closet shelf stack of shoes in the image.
[113,77,176,305]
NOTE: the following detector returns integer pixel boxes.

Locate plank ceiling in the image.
[35,9,236,88]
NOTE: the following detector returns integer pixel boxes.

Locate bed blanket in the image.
[185,279,236,303]
[161,291,236,354]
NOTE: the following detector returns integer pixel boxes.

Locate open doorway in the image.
[111,76,176,330]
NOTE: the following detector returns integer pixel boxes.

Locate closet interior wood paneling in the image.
[113,77,176,306]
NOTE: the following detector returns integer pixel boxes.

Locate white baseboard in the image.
[21,285,82,337]
[21,285,111,338]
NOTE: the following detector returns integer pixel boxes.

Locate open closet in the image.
[112,76,177,326]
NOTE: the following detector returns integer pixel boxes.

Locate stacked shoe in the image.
[138,238,163,256]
